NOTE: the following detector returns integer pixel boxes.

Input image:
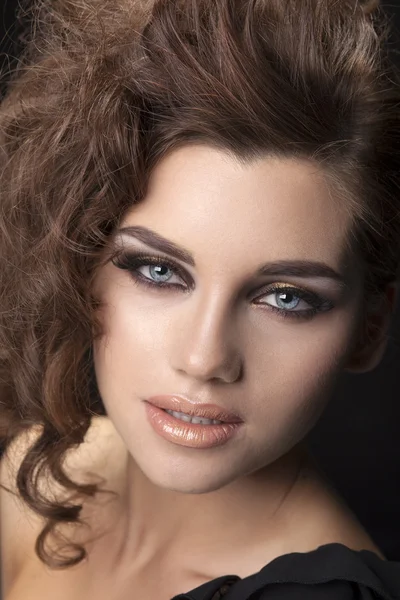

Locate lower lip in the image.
[144,402,243,449]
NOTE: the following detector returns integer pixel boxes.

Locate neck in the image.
[114,442,310,571]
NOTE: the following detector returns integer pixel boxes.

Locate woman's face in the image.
[92,145,364,494]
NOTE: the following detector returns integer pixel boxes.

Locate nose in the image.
[170,292,243,384]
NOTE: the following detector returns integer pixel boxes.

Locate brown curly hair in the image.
[0,0,399,569]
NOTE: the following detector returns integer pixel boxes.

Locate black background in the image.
[1,0,400,563]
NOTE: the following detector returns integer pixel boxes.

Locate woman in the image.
[0,0,400,598]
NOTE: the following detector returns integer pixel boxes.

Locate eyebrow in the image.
[117,225,349,289]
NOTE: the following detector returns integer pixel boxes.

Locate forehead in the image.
[122,145,353,269]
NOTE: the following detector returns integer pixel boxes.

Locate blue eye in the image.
[112,251,333,320]
[253,286,332,320]
[267,289,301,311]
[112,251,187,289]
[146,264,174,283]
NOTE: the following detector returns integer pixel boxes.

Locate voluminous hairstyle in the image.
[0,0,399,569]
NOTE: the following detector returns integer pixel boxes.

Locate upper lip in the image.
[145,395,244,423]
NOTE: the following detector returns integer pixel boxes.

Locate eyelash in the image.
[112,251,333,321]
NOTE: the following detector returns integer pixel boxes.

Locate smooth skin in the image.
[1,146,396,599]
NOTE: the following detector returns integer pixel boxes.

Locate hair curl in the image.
[0,0,400,569]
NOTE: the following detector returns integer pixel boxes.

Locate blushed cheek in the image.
[247,360,340,462]
[292,326,353,396]
[248,315,358,453]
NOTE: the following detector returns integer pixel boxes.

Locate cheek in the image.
[92,293,171,395]
[247,311,357,452]
[250,302,359,386]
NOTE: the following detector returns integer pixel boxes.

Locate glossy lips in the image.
[144,395,244,449]
[145,395,243,423]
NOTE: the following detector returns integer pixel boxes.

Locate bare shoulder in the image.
[0,417,127,596]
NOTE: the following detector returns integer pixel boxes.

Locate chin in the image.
[132,449,247,495]
[150,473,237,495]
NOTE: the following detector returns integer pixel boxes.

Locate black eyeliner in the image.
[112,250,334,320]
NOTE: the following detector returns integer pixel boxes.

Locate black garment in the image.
[171,543,400,600]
